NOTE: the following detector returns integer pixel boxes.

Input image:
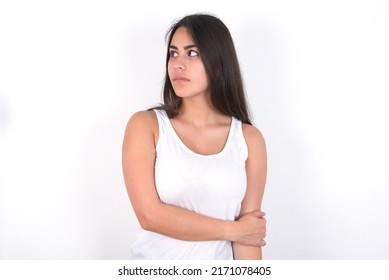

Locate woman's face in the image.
[168,27,209,99]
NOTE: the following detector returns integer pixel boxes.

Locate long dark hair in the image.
[153,14,252,124]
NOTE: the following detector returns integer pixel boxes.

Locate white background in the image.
[0,0,388,259]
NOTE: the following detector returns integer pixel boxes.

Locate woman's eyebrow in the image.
[169,44,198,50]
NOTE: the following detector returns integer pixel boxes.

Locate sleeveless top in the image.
[129,109,248,260]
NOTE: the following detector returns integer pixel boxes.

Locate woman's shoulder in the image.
[241,123,266,151]
[242,123,265,141]
[129,110,158,123]
[125,110,159,138]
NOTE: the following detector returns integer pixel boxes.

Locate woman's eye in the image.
[170,50,178,57]
[188,50,198,57]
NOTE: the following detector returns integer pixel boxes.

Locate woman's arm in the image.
[122,111,265,246]
[233,123,267,259]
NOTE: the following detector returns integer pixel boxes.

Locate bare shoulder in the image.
[124,110,159,145]
[128,110,157,126]
[126,110,158,132]
[242,123,266,148]
[241,123,267,163]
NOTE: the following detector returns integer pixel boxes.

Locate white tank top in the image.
[129,109,248,259]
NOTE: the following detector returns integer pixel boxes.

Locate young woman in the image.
[122,14,267,260]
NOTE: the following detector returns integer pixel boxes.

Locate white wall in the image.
[0,0,388,259]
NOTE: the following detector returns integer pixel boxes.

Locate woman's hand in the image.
[233,210,266,246]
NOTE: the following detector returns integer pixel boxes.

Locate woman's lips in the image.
[173,76,190,82]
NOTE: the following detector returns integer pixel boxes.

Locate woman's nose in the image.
[173,57,185,71]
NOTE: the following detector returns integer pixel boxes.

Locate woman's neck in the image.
[177,95,227,126]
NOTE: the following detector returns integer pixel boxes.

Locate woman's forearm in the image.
[137,201,265,246]
[140,201,234,241]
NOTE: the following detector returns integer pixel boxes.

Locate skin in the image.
[122,27,267,259]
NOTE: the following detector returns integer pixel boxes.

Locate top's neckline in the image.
[161,110,235,158]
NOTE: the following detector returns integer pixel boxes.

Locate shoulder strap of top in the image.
[235,118,249,161]
[153,109,168,151]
